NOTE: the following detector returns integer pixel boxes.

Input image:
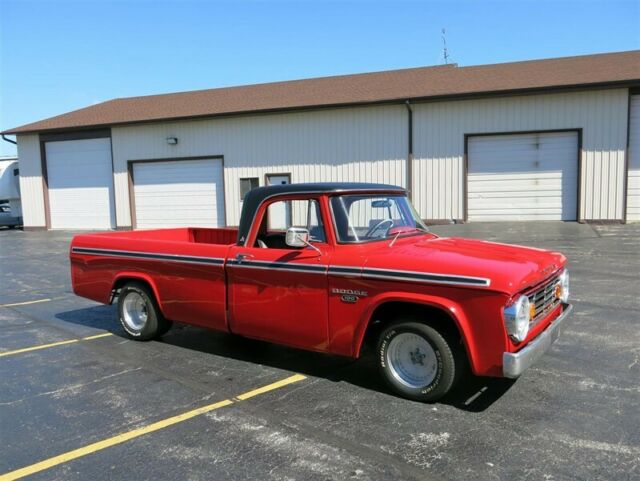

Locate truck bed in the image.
[70,227,238,332]
[90,227,239,245]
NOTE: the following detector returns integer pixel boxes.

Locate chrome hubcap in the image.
[122,292,148,331]
[387,333,437,388]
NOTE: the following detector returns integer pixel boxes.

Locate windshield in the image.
[330,194,428,243]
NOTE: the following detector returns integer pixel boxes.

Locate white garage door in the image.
[468,132,578,221]
[133,159,225,229]
[627,95,640,221]
[46,138,115,229]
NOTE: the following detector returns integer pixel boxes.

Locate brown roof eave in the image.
[4,79,640,136]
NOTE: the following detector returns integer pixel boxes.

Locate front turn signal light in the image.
[555,283,563,300]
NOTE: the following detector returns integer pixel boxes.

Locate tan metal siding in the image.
[15,134,46,227]
[15,89,627,228]
[111,105,407,226]
[412,89,629,220]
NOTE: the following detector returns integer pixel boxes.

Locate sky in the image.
[1,0,639,156]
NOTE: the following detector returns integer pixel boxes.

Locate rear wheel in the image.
[117,282,172,340]
[377,320,461,402]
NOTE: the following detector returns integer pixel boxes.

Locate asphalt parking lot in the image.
[1,223,638,481]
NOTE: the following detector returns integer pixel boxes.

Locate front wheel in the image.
[377,321,461,402]
[117,282,172,340]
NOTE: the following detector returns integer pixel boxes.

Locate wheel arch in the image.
[111,273,164,315]
[353,294,477,372]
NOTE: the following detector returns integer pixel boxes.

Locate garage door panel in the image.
[470,212,566,221]
[468,132,578,221]
[46,138,115,229]
[469,157,576,174]
[133,159,224,229]
[468,172,577,183]
[469,178,576,192]
[470,207,566,214]
[469,190,568,199]
[469,199,568,209]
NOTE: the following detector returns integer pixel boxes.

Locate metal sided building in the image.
[3,50,640,230]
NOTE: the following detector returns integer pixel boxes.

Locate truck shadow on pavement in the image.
[56,305,516,412]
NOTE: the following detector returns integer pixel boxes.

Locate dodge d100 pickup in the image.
[70,182,571,402]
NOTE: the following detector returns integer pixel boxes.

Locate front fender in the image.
[351,291,491,376]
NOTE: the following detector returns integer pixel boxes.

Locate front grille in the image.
[527,274,561,327]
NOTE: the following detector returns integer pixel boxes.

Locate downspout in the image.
[2,134,17,145]
[404,101,413,202]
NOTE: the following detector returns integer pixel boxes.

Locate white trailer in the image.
[0,158,22,226]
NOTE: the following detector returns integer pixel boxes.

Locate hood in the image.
[363,235,566,295]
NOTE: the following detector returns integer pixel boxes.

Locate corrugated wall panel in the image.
[412,89,629,220]
[112,105,407,226]
[16,134,46,227]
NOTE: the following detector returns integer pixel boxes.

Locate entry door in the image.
[266,174,290,229]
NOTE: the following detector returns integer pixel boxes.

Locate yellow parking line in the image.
[0,374,306,481]
[235,373,306,400]
[0,333,113,358]
[0,299,52,308]
[81,333,113,341]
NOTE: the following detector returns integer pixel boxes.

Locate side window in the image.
[263,199,326,244]
[306,200,326,242]
[266,199,292,231]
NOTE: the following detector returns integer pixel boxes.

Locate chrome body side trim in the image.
[72,247,491,287]
[227,259,326,275]
[361,267,490,287]
[71,247,225,266]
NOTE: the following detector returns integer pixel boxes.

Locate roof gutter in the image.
[2,134,17,145]
[405,100,413,202]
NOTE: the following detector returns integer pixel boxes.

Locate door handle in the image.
[236,253,254,263]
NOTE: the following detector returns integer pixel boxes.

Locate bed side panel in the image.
[70,233,231,332]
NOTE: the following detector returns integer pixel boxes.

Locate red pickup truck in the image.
[70,183,571,402]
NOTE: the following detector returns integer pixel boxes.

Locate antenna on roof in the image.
[441,28,451,64]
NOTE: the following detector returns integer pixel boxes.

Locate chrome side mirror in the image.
[285,227,310,248]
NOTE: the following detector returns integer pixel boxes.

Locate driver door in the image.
[226,198,332,351]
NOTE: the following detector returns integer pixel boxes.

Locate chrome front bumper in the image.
[503,303,573,378]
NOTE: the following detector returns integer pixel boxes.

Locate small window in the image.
[239,178,259,200]
[13,168,19,176]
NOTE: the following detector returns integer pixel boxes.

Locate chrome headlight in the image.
[557,269,570,303]
[503,295,531,343]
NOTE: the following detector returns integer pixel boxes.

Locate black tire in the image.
[117,282,171,340]
[377,320,461,402]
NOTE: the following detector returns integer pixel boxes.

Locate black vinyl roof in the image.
[236,182,406,245]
